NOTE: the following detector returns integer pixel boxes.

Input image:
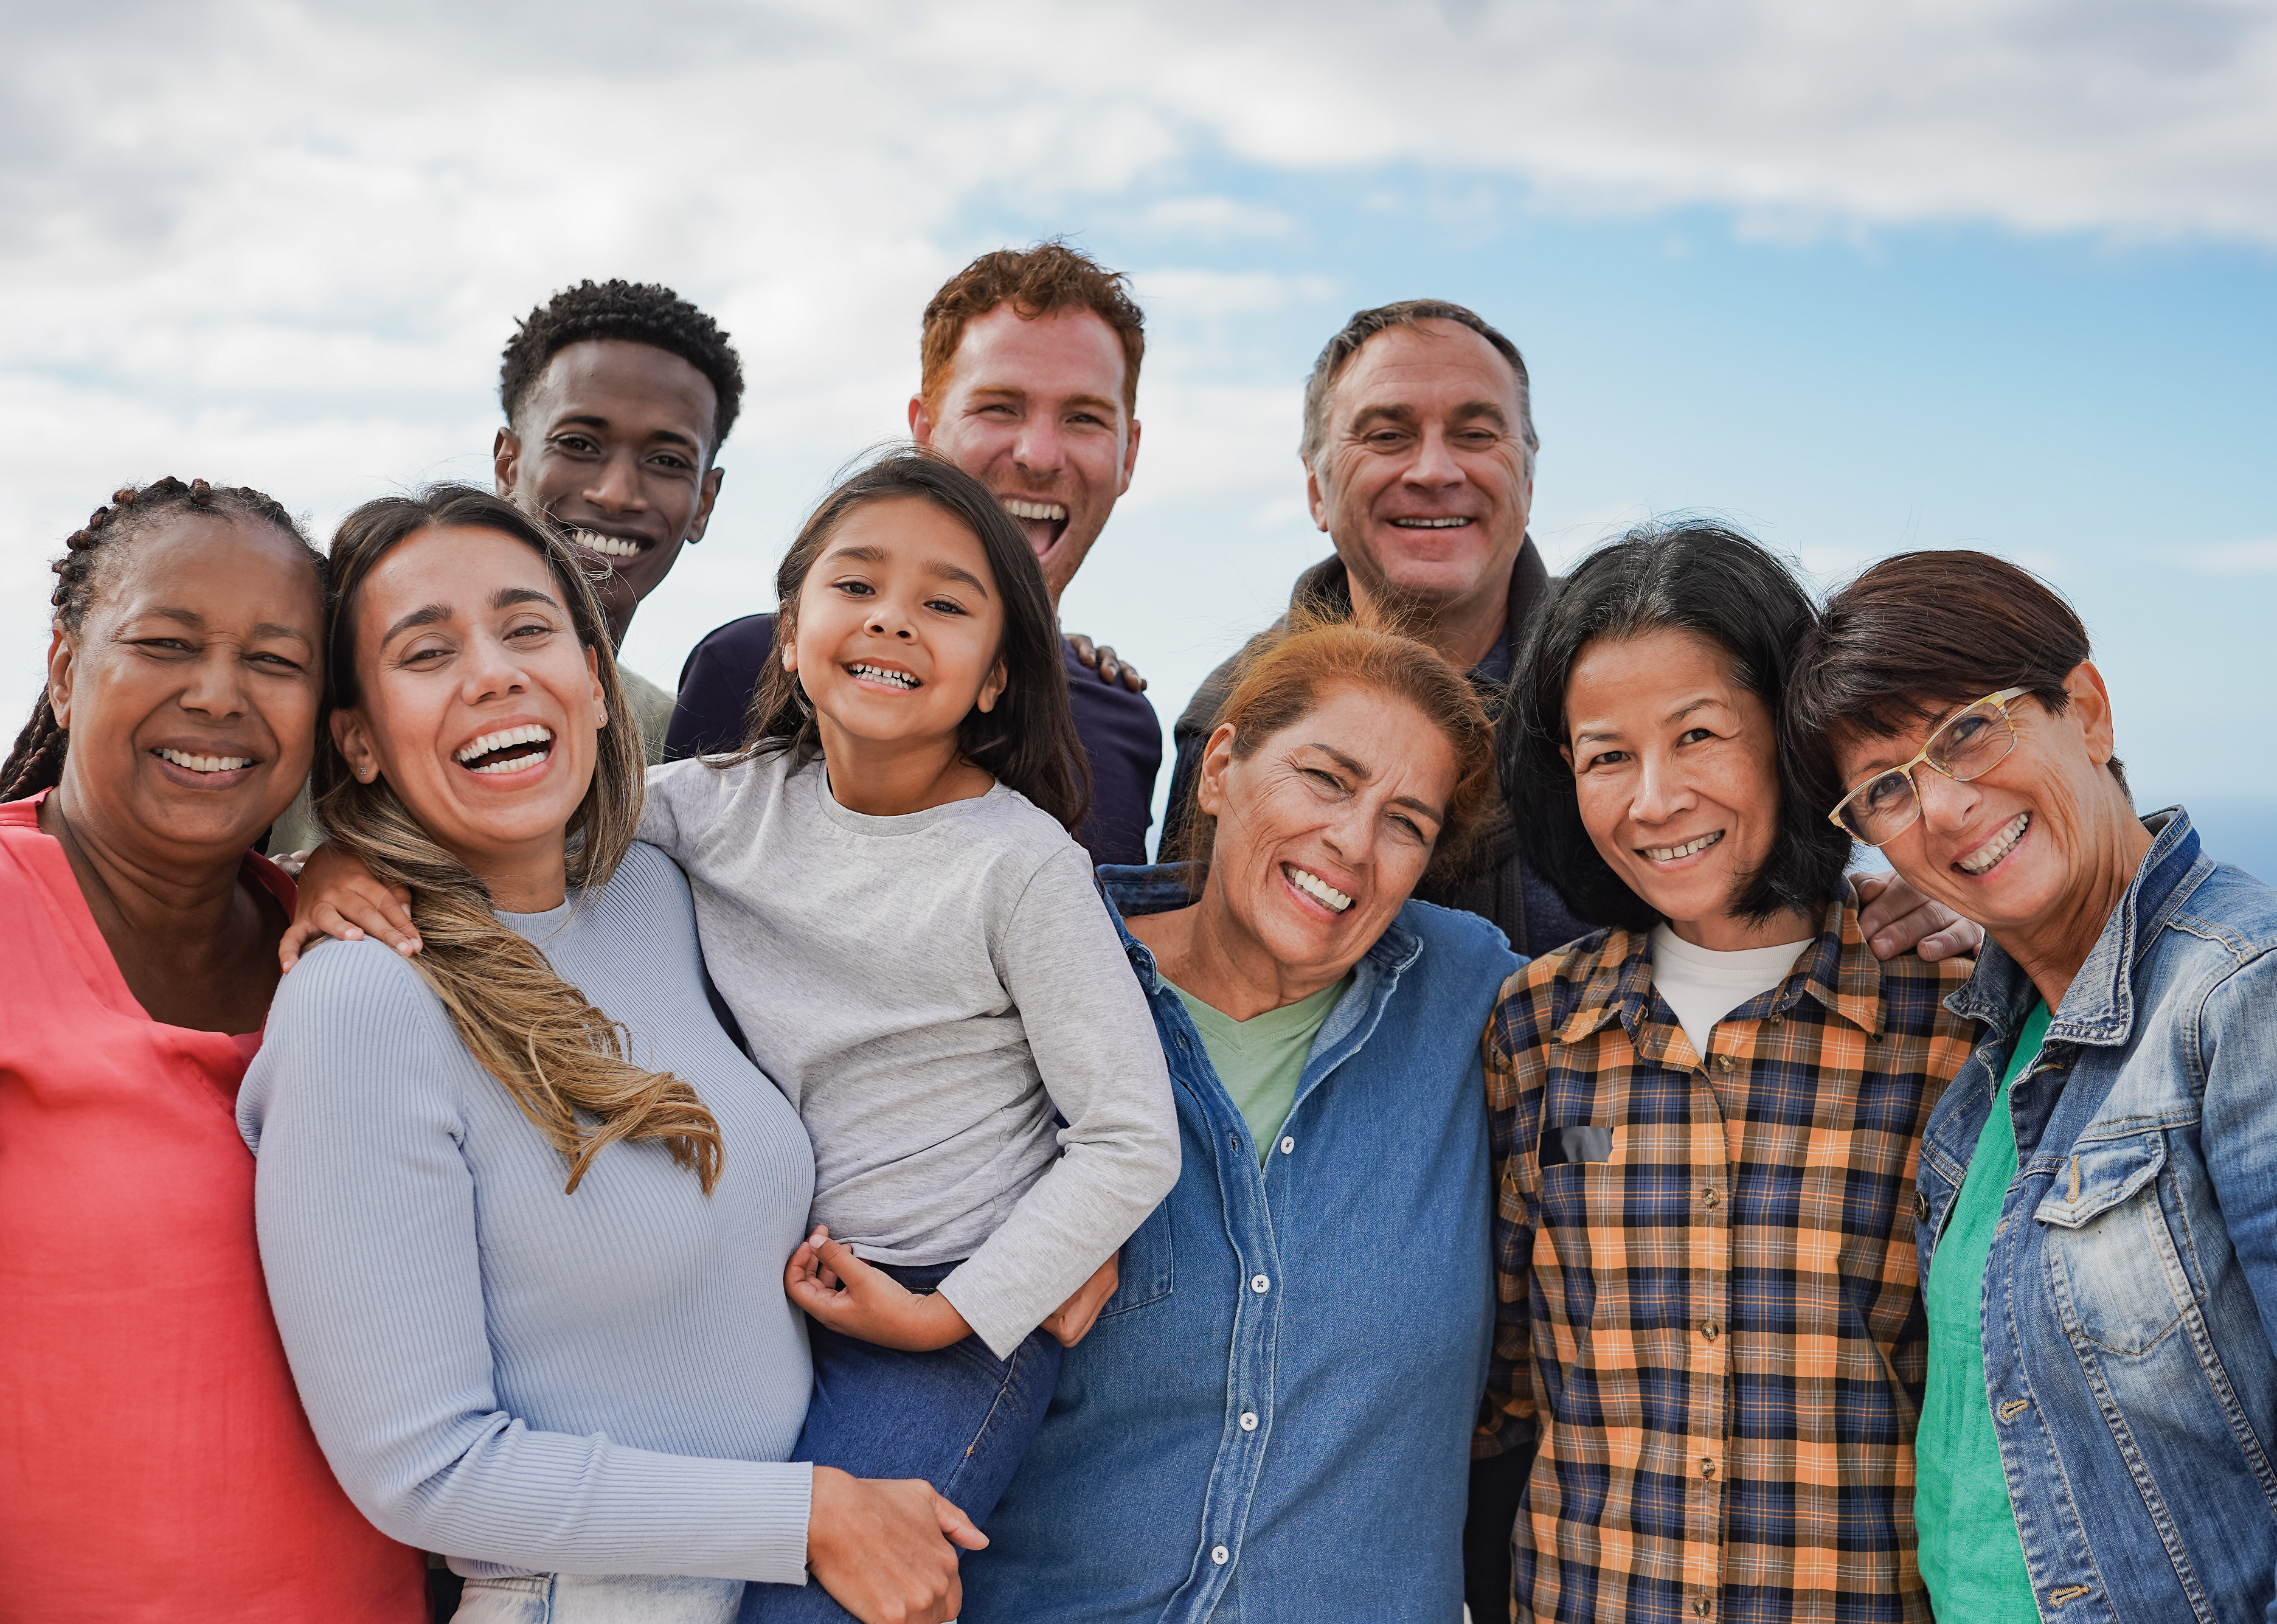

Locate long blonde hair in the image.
[317,485,721,1194]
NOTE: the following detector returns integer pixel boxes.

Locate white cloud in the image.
[2,0,2272,724]
[2185,538,2277,574]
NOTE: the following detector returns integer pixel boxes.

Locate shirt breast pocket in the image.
[1098,1196,1173,1320]
[1534,1123,1627,1334]
[2037,1130,2193,1356]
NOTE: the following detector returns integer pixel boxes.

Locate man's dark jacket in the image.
[1162,540,1590,961]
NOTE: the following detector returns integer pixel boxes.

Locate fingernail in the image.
[345,927,363,940]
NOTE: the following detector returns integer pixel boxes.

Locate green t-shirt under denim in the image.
[1168,974,1350,1166]
[1916,999,2052,1622]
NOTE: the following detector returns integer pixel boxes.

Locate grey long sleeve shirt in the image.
[641,752,1179,1358]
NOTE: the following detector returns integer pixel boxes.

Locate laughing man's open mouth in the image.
[1000,498,1069,558]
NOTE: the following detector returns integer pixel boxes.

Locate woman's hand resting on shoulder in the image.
[807,1465,986,1624]
[276,843,421,970]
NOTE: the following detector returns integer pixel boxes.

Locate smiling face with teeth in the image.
[911,304,1138,608]
[1564,628,1814,951]
[42,510,322,858]
[1187,683,1458,999]
[1306,321,1534,654]
[494,339,724,645]
[1832,664,2138,963]
[778,496,1009,805]
[330,524,608,905]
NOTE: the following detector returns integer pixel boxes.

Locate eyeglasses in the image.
[1826,687,2030,847]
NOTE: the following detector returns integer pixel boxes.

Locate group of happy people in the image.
[4,245,2273,1624]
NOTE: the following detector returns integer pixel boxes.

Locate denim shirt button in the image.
[1915,1190,1929,1220]
[1239,1411,1258,1432]
[1250,1274,1271,1294]
[1211,1544,1230,1566]
[1280,1136,1296,1156]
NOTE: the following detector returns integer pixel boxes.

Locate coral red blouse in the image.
[0,795,426,1623]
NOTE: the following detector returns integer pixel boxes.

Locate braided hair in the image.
[0,477,319,803]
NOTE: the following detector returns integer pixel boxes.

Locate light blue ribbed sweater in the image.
[240,842,819,1584]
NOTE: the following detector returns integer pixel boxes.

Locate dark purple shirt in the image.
[667,614,1162,867]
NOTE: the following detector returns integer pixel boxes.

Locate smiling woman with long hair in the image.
[238,484,983,1624]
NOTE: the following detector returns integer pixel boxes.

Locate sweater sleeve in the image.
[237,939,813,1583]
[935,844,1180,1356]
[637,760,691,858]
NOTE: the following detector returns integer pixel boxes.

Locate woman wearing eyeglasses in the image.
[1791,549,2277,1624]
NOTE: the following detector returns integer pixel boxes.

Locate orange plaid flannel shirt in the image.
[1480,890,1978,1624]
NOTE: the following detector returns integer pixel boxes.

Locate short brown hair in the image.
[1787,548,2127,802]
[920,241,1145,417]
[1300,299,1537,468]
[1176,615,1495,890]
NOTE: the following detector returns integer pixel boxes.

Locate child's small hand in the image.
[785,1227,974,1353]
[1039,1252,1120,1348]
[279,843,420,971]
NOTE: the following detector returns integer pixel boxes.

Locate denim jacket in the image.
[1916,807,2277,1623]
[961,865,1523,1623]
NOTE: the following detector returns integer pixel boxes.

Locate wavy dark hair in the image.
[1501,519,1852,932]
[729,448,1089,832]
[322,484,722,1194]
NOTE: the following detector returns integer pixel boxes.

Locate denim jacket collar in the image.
[1944,806,2209,1051]
[1553,888,1880,1064]
[1097,862,1425,1106]
[1098,862,1424,984]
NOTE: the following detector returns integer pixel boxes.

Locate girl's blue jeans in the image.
[738,1260,1063,1622]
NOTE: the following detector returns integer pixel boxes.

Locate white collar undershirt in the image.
[1648,923,1816,1067]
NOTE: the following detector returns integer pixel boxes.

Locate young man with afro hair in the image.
[493,277,744,763]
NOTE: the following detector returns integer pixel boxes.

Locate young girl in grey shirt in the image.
[649,456,1176,1620]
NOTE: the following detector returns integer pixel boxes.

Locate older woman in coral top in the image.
[0,478,426,1624]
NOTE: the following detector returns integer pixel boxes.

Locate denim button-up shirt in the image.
[962,864,1523,1623]
[1916,807,2277,1624]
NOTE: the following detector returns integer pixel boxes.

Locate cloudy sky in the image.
[5,0,2273,866]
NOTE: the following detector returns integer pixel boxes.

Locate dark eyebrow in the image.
[553,412,702,453]
[926,559,989,596]
[381,603,452,644]
[137,608,313,650]
[1665,695,1724,724]
[1304,741,1446,824]
[823,544,989,598]
[1346,404,1419,433]
[492,586,558,611]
